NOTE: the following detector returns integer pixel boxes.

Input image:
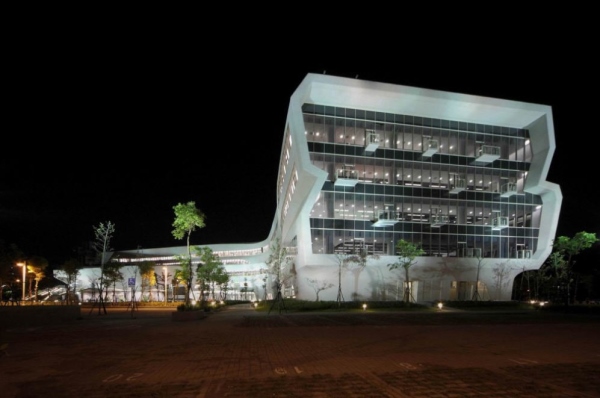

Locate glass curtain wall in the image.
[305,104,539,259]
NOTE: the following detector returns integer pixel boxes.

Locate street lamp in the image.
[17,262,26,301]
[163,267,168,304]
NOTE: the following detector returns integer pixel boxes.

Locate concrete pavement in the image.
[1,304,599,397]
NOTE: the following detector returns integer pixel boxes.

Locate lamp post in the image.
[163,267,167,304]
[17,262,26,301]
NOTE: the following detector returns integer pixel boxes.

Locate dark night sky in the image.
[2,38,599,267]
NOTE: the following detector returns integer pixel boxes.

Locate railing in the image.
[372,210,399,227]
[449,178,467,193]
[492,216,509,230]
[431,214,450,227]
[422,139,439,156]
[365,130,380,152]
[501,182,517,196]
[377,210,398,220]
[478,145,500,157]
[476,145,501,163]
[335,169,358,180]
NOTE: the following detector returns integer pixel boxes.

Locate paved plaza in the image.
[1,304,599,397]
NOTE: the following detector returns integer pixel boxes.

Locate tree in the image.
[138,261,156,302]
[27,256,48,302]
[172,202,206,306]
[59,258,83,304]
[266,238,294,314]
[387,239,425,306]
[103,261,123,303]
[333,252,358,307]
[174,258,192,302]
[172,267,184,302]
[306,278,334,301]
[492,261,515,300]
[266,239,293,294]
[91,221,115,314]
[218,275,230,301]
[195,246,229,303]
[551,231,598,305]
[472,253,484,301]
[347,249,379,301]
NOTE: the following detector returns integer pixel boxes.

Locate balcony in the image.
[491,216,509,230]
[500,182,518,197]
[517,249,532,259]
[449,178,467,194]
[334,168,359,187]
[476,145,501,163]
[365,130,380,153]
[372,210,399,227]
[422,139,439,157]
[430,213,450,227]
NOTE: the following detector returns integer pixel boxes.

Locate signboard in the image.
[128,278,136,287]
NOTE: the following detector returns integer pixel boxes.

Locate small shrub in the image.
[253,299,430,312]
[177,303,202,312]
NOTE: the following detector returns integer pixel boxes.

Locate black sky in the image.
[2,39,598,267]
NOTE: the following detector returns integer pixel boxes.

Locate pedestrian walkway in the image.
[1,304,599,397]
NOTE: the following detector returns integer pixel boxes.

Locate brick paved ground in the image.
[1,305,599,397]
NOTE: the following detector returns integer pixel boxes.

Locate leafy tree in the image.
[59,258,83,304]
[138,261,156,302]
[218,276,230,301]
[173,266,188,302]
[147,272,157,301]
[195,246,229,303]
[172,201,205,305]
[103,261,123,303]
[551,231,598,305]
[91,221,116,314]
[542,251,568,302]
[213,267,230,300]
[174,255,193,302]
[154,271,163,302]
[387,239,425,306]
[27,255,48,302]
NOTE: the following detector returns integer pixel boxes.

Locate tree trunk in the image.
[404,266,411,306]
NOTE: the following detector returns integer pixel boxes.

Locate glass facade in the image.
[305,104,541,260]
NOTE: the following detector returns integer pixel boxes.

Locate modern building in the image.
[61,73,561,304]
